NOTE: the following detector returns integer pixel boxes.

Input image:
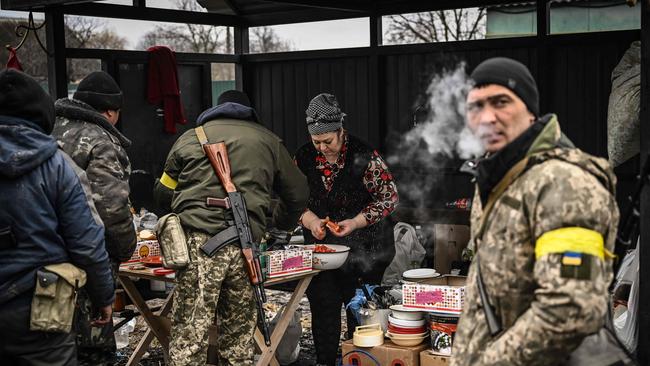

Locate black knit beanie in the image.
[470,57,539,116]
[0,69,55,133]
[73,71,123,112]
[217,90,251,107]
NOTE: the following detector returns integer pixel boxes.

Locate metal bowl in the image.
[304,244,350,270]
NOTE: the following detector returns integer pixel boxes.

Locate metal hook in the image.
[5,11,52,57]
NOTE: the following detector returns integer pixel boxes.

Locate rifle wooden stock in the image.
[204,143,236,193]
[242,248,262,285]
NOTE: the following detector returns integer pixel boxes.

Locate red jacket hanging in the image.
[6,47,23,71]
[146,46,187,134]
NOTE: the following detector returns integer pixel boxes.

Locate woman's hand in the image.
[301,210,326,240]
[331,214,368,237]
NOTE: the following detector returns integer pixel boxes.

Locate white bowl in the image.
[390,305,424,321]
[304,244,350,270]
[385,332,426,347]
[388,314,426,328]
[385,330,428,338]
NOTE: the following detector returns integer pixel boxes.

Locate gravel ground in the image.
[115,289,347,366]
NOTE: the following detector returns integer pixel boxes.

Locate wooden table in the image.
[117,265,321,366]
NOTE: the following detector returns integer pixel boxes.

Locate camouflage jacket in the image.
[451,115,619,366]
[52,98,136,262]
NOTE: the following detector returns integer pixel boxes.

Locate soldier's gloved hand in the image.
[91,305,113,327]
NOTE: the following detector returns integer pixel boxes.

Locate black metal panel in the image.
[243,30,638,225]
[244,56,372,154]
[117,62,209,211]
[547,37,637,157]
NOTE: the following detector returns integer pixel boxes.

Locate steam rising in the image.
[388,63,483,167]
[386,63,483,213]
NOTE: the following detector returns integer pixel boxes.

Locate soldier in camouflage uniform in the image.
[451,58,619,366]
[154,90,309,365]
[52,71,137,365]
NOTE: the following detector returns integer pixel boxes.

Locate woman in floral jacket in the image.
[295,93,399,366]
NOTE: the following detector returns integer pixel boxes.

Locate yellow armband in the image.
[160,172,178,190]
[535,227,615,261]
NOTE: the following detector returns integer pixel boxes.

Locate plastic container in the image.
[428,313,459,356]
[150,280,166,292]
[353,324,384,347]
[114,317,136,349]
[359,308,391,333]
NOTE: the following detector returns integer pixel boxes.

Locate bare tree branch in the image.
[386,8,486,44]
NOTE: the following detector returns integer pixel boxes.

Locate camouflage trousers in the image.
[170,231,256,366]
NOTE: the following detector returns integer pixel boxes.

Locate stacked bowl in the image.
[385,305,428,346]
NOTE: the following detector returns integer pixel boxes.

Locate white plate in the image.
[388,314,426,327]
[390,305,425,313]
[403,268,439,279]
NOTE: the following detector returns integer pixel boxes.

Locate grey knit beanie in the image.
[305,93,346,135]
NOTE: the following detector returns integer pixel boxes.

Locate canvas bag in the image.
[156,213,191,269]
[30,263,86,333]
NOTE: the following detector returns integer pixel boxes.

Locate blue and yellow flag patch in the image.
[561,252,582,266]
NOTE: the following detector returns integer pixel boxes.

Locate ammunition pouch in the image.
[156,213,191,269]
[30,263,86,333]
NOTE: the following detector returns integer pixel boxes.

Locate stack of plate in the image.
[402,268,439,283]
[385,305,428,346]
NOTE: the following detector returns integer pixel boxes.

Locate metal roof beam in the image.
[58,2,242,26]
[257,0,371,13]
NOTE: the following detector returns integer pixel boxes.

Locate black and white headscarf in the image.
[305,93,346,135]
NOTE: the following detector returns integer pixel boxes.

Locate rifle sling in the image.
[474,156,530,338]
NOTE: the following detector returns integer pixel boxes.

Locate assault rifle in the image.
[199,142,271,346]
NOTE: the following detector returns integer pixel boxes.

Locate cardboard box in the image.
[420,351,450,366]
[402,275,466,314]
[341,339,428,366]
[264,248,313,278]
[433,224,470,275]
[127,240,161,262]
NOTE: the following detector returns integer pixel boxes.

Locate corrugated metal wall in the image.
[242,31,638,223]
[244,31,637,158]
